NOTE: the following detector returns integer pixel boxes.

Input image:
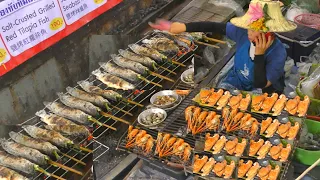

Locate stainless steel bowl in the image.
[150,90,179,108]
[181,68,194,84]
[138,108,167,128]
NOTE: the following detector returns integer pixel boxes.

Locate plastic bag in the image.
[297,0,320,13]
[208,0,245,16]
[284,58,295,78]
[285,3,309,21]
[301,67,320,98]
[297,62,312,76]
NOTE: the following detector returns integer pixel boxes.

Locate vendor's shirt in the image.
[224,23,287,92]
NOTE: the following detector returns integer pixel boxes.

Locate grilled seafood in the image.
[57,92,101,116]
[199,89,214,103]
[257,141,272,159]
[260,117,272,135]
[99,61,140,83]
[111,54,149,75]
[249,139,264,156]
[217,91,232,110]
[223,161,235,179]
[213,160,227,177]
[0,165,29,180]
[22,125,73,148]
[205,112,220,131]
[297,95,310,117]
[285,96,300,115]
[228,94,243,109]
[225,138,238,155]
[200,158,216,176]
[280,144,291,162]
[272,94,287,116]
[92,69,135,90]
[235,139,247,157]
[129,44,167,62]
[269,143,283,160]
[238,160,253,178]
[246,162,261,180]
[252,93,268,111]
[212,136,227,154]
[36,110,77,126]
[265,119,280,138]
[277,122,291,138]
[118,49,157,70]
[9,132,59,156]
[0,150,36,175]
[193,155,208,173]
[207,89,223,106]
[125,127,154,154]
[239,94,251,111]
[261,93,279,113]
[204,133,219,151]
[1,139,48,166]
[142,37,179,54]
[268,165,280,180]
[45,124,90,137]
[287,122,300,140]
[258,165,272,180]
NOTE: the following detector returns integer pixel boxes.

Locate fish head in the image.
[98,62,107,68]
[43,101,53,107]
[110,54,118,60]
[92,69,103,76]
[77,80,92,87]
[35,110,48,118]
[66,86,74,93]
[128,44,139,51]
[118,49,125,55]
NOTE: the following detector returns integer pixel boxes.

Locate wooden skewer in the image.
[88,117,117,131]
[100,111,131,125]
[109,104,133,116]
[150,71,175,82]
[203,36,226,44]
[123,98,144,107]
[138,76,162,88]
[170,60,186,67]
[60,152,86,166]
[48,160,83,176]
[195,40,220,48]
[79,146,93,153]
[158,66,177,75]
[36,166,66,180]
[296,158,320,180]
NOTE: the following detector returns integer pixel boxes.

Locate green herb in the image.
[288,117,295,126]
[269,160,277,169]
[280,139,288,147]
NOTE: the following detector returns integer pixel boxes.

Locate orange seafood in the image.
[238,160,253,178]
[207,89,224,106]
[127,125,139,141]
[204,133,219,151]
[258,165,272,180]
[217,91,232,110]
[260,117,272,135]
[235,139,247,157]
[200,89,214,103]
[268,165,280,180]
[272,94,287,116]
[287,122,300,140]
[280,144,292,162]
[269,143,283,160]
[257,141,272,159]
[193,155,208,173]
[249,139,264,156]
[252,93,268,111]
[250,119,259,136]
[277,122,291,138]
[246,162,261,180]
[213,160,227,177]
[182,144,192,162]
[223,161,235,179]
[239,94,251,111]
[204,114,220,132]
[144,136,154,154]
[192,111,208,135]
[285,96,300,115]
[228,94,243,109]
[297,95,310,117]
[200,157,216,176]
[225,138,238,155]
[261,93,279,113]
[212,136,227,154]
[265,119,280,138]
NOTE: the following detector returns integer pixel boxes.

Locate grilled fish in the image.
[118,49,157,70]
[99,62,140,83]
[142,38,179,54]
[0,150,36,175]
[77,80,122,102]
[22,125,73,148]
[66,87,110,108]
[36,110,90,137]
[92,69,135,90]
[154,30,192,50]
[44,101,93,125]
[9,131,60,156]
[128,44,167,62]
[111,54,149,74]
[58,92,101,116]
[0,165,29,180]
[1,139,48,166]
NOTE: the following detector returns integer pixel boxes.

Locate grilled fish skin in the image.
[45,125,90,137]
[44,101,92,125]
[92,69,135,90]
[58,92,101,116]
[77,80,122,102]
[66,87,109,108]
[111,54,149,74]
[153,30,191,50]
[1,139,48,166]
[9,132,60,156]
[128,44,167,62]
[142,38,179,54]
[22,125,73,148]
[36,110,78,126]
[0,150,36,175]
[99,62,140,83]
[0,165,29,180]
[118,49,157,69]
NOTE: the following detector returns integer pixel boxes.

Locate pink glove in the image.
[148,19,172,31]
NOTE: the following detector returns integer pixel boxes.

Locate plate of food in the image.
[181,68,194,85]
[150,90,179,108]
[138,108,167,128]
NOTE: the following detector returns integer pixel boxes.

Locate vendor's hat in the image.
[230,0,297,32]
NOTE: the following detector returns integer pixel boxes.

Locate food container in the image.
[138,108,167,128]
[150,90,179,108]
[181,68,194,85]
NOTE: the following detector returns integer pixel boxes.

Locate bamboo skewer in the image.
[296,158,320,180]
[158,66,177,75]
[60,152,86,166]
[203,36,226,44]
[138,76,162,88]
[48,160,83,176]
[170,60,186,67]
[100,111,131,125]
[150,72,175,82]
[109,104,133,116]
[87,118,117,131]
[195,40,220,48]
[123,98,144,107]
[78,146,93,153]
[35,166,66,180]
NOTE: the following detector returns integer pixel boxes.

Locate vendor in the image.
[150,0,296,94]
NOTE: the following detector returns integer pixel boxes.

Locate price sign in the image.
[0,39,10,66]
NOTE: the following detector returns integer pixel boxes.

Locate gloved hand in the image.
[148,19,172,31]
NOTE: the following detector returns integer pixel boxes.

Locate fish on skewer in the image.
[142,37,180,54]
[118,49,158,70]
[129,44,167,63]
[99,61,141,83]
[92,69,135,90]
[0,165,29,180]
[36,110,90,137]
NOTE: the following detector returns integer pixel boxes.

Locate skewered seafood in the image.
[77,80,122,102]
[57,92,101,116]
[217,91,232,110]
[193,155,208,173]
[235,139,247,157]
[212,136,227,154]
[207,89,223,106]
[9,132,59,156]
[272,94,287,116]
[22,126,73,148]
[265,119,280,138]
[213,160,227,177]
[92,69,135,90]
[0,150,36,175]
[142,37,179,54]
[249,139,264,156]
[238,160,253,178]
[297,95,310,117]
[277,122,291,138]
[204,133,219,151]
[1,139,48,166]
[257,141,272,159]
[258,165,272,180]
[99,61,140,83]
[269,143,283,160]
[129,44,167,62]
[261,93,279,113]
[287,122,300,140]
[199,89,214,104]
[111,54,149,75]
[118,49,157,70]
[279,144,292,162]
[125,126,154,154]
[252,93,268,111]
[285,96,300,115]
[260,117,272,135]
[268,165,280,180]
[239,94,251,111]
[246,162,261,180]
[223,161,235,179]
[0,165,29,180]
[228,94,242,109]
[200,158,216,176]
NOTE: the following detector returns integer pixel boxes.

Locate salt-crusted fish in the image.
[0,165,29,180]
[111,54,149,74]
[128,44,167,62]
[92,69,135,90]
[118,49,157,70]
[77,80,122,102]
[22,125,73,148]
[1,139,48,166]
[0,150,36,175]
[9,131,60,156]
[153,30,191,50]
[142,37,179,54]
[99,62,140,83]
[58,92,101,116]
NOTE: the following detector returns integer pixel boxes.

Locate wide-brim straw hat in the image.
[230,0,297,32]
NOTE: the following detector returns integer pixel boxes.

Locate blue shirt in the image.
[223,23,287,92]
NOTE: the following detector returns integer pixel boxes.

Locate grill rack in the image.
[10,31,197,179]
